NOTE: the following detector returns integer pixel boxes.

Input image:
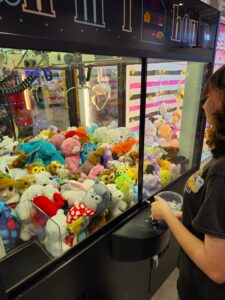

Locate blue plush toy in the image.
[85,123,98,137]
[80,143,97,164]
[17,140,65,166]
[0,202,19,251]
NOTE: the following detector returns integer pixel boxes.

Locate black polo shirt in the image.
[177,156,225,300]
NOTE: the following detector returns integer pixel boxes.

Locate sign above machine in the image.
[0,0,219,59]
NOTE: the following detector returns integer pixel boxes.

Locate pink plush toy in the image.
[61,137,81,173]
[49,133,65,150]
[78,164,104,183]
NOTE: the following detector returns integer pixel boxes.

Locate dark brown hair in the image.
[206,65,225,158]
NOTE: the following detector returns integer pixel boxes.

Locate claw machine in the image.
[0,1,219,300]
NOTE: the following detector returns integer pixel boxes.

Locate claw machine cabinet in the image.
[0,1,219,300]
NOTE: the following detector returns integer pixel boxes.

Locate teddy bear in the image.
[61,136,81,174]
[49,133,65,150]
[107,183,127,218]
[43,210,71,257]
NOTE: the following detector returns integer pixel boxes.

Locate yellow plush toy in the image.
[26,158,46,174]
[160,169,171,187]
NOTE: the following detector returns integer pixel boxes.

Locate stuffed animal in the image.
[0,202,19,251]
[0,136,18,156]
[102,146,113,167]
[0,162,12,177]
[80,142,97,164]
[26,158,46,174]
[160,169,171,187]
[33,193,67,217]
[107,183,127,218]
[94,126,129,144]
[79,148,105,175]
[61,136,81,174]
[159,103,172,123]
[61,180,91,207]
[43,210,70,257]
[143,173,162,196]
[0,172,20,206]
[16,140,65,166]
[112,137,138,157]
[85,123,98,139]
[49,133,65,150]
[81,181,111,216]
[9,154,30,169]
[15,175,36,193]
[15,184,45,241]
[46,160,66,176]
[78,164,104,183]
[115,173,135,207]
[99,169,116,184]
[67,203,95,234]
[144,119,157,145]
[158,124,172,140]
[65,127,89,144]
[116,165,134,179]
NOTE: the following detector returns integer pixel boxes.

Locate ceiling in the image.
[201,0,225,19]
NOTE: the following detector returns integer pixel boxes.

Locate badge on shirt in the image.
[185,167,204,194]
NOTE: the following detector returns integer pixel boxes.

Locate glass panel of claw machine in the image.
[125,58,208,199]
[0,50,141,291]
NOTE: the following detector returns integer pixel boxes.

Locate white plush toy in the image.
[0,161,12,177]
[0,160,28,180]
[61,180,94,207]
[16,184,44,241]
[43,209,70,257]
[107,184,127,218]
[33,172,59,199]
[94,126,129,144]
[0,136,18,156]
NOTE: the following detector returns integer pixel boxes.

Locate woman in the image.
[151,65,225,300]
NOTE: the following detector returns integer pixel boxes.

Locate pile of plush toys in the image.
[0,116,181,258]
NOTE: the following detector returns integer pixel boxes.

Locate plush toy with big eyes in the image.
[99,169,116,184]
[0,172,20,206]
[26,158,46,174]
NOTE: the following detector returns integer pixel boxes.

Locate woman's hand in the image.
[173,211,183,219]
[151,195,173,221]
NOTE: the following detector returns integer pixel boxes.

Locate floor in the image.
[151,268,179,300]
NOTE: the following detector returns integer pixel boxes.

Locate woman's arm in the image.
[151,196,225,284]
